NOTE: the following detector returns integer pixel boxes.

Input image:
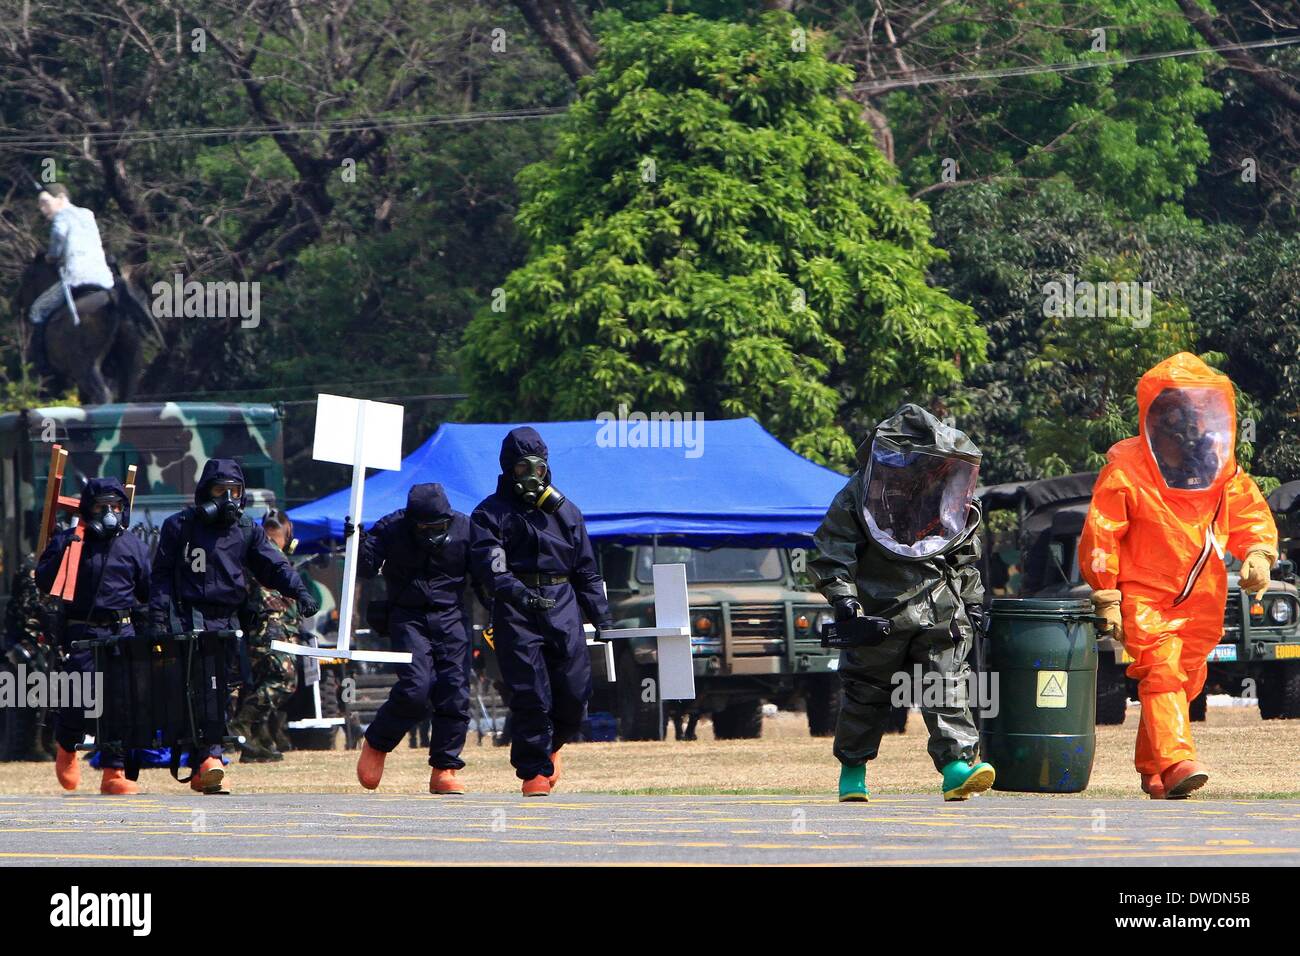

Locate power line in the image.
[0,106,568,150]
[1,34,1296,151]
[129,375,466,402]
[853,34,1300,94]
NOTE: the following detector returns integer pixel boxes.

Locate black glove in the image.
[343,516,364,540]
[966,603,989,636]
[147,611,171,639]
[522,590,556,613]
[296,590,321,618]
[833,596,863,622]
[592,622,615,642]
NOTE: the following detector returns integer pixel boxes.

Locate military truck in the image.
[0,402,343,758]
[594,542,838,740]
[979,472,1300,724]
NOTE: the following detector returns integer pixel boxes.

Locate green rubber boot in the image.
[941,759,996,801]
[838,763,869,803]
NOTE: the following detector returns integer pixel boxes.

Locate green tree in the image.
[931,179,1270,484]
[460,12,983,465]
[847,0,1221,214]
[1023,254,1199,475]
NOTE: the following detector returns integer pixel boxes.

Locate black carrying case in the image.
[72,629,239,782]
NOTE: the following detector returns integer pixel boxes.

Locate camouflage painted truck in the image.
[979,473,1300,725]
[0,402,342,758]
[592,542,839,740]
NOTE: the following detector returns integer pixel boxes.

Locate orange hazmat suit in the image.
[1080,353,1277,777]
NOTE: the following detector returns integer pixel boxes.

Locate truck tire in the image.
[1257,662,1300,720]
[0,661,51,761]
[712,698,763,740]
[804,674,840,737]
[289,667,342,750]
[1096,657,1128,726]
[616,651,662,741]
[1188,687,1207,722]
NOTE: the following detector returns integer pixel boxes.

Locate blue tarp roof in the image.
[288,417,849,550]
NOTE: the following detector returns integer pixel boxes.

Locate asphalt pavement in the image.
[1,792,1298,866]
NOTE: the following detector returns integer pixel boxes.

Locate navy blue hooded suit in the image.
[148,459,312,762]
[360,483,476,769]
[470,428,613,780]
[36,476,151,766]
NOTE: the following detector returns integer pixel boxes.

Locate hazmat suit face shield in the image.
[861,446,979,559]
[1144,387,1234,491]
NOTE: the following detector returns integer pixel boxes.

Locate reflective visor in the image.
[862,447,978,559]
[1144,387,1234,491]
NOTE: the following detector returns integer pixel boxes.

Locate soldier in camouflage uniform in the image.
[2,555,56,761]
[229,510,302,762]
[5,555,46,651]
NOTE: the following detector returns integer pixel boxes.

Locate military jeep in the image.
[595,542,837,740]
[979,473,1300,724]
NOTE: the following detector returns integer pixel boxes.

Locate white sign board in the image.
[275,395,412,665]
[598,563,696,704]
[312,393,404,470]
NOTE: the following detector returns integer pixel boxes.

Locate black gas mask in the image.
[511,456,566,514]
[413,517,452,551]
[199,480,245,525]
[84,494,126,539]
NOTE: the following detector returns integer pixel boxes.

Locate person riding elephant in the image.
[28,184,114,376]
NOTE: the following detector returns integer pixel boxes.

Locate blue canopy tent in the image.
[288,417,849,551]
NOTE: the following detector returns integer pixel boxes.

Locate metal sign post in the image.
[271,394,412,665]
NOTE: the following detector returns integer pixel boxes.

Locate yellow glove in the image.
[1091,588,1123,639]
[1238,549,1277,598]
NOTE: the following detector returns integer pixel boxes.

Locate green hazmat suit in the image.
[810,404,985,773]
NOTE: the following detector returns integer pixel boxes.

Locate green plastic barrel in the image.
[979,597,1098,793]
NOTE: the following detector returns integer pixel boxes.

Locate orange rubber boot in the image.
[1162,760,1209,799]
[55,745,81,791]
[430,768,466,795]
[522,775,551,797]
[100,768,141,795]
[190,756,226,794]
[1140,773,1166,800]
[548,751,562,789]
[356,740,386,790]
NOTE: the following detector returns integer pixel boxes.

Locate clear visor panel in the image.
[863,448,978,558]
[1145,387,1234,490]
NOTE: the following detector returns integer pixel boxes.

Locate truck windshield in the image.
[635,546,784,583]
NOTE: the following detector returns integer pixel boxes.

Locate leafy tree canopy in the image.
[461,11,984,466]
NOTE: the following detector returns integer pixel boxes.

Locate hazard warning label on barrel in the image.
[1036,670,1067,708]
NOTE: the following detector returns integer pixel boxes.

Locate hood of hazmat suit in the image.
[860,404,982,560]
[810,404,985,626]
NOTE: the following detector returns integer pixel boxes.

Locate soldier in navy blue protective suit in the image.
[36,476,150,795]
[148,458,319,794]
[470,427,614,797]
[351,483,479,795]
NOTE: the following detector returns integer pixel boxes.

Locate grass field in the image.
[3,703,1297,799]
